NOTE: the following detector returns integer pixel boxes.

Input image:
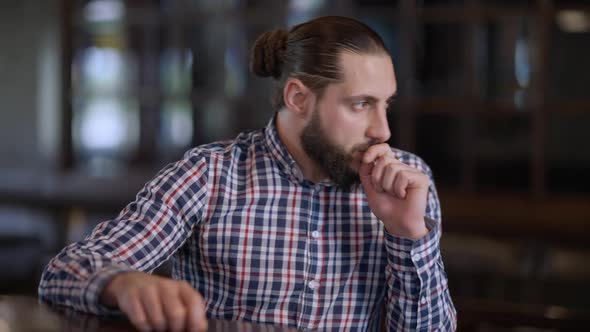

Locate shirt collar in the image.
[263,114,309,184]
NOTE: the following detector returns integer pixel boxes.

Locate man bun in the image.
[249,29,288,79]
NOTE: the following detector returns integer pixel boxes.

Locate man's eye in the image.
[353,101,370,111]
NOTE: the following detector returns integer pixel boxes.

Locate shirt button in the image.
[308,280,319,290]
[421,296,427,305]
[312,230,320,239]
[412,254,420,262]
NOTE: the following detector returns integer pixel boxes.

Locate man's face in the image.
[300,52,397,191]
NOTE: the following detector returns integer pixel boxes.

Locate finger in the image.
[359,162,375,195]
[392,170,410,199]
[141,286,167,332]
[161,284,187,332]
[359,161,374,178]
[370,157,388,193]
[362,144,391,164]
[396,170,429,196]
[180,282,208,332]
[381,163,400,197]
[119,292,151,332]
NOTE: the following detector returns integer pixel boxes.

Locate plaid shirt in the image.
[39,116,456,331]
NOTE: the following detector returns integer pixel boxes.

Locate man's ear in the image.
[283,78,312,118]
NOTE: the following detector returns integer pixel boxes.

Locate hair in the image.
[249,16,390,110]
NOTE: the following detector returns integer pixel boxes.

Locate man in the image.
[40,16,456,331]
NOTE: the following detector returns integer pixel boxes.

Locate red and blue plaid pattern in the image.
[40,116,456,331]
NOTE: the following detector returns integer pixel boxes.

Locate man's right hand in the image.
[100,272,208,332]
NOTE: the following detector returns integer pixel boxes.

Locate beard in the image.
[300,106,375,191]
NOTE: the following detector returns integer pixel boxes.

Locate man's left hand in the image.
[359,144,430,240]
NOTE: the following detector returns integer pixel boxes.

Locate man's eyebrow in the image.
[344,95,378,103]
[386,92,398,104]
[345,93,397,103]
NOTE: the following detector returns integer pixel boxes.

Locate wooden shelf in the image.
[440,190,590,247]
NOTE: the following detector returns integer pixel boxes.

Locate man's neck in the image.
[275,111,327,183]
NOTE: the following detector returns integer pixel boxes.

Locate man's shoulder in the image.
[182,128,265,162]
[390,146,432,176]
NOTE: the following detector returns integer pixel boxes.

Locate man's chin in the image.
[350,159,362,173]
[352,149,365,160]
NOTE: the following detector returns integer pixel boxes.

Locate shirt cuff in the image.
[383,217,441,275]
[81,265,136,315]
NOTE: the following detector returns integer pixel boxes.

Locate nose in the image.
[366,108,391,143]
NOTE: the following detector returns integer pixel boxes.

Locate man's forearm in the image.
[383,218,457,331]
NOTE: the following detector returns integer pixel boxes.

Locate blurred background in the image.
[0,0,589,331]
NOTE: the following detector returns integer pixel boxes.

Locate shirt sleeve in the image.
[383,165,457,331]
[38,151,211,315]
